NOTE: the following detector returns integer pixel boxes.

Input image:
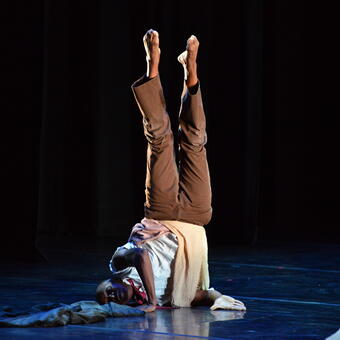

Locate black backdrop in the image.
[1,0,338,260]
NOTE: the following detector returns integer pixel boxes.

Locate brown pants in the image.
[131,75,212,226]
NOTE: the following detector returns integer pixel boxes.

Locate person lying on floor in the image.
[96,29,247,313]
[96,218,247,313]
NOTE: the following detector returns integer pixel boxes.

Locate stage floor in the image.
[0,235,339,339]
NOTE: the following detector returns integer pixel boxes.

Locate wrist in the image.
[149,298,157,305]
[207,289,222,302]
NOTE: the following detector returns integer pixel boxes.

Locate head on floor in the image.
[96,278,132,305]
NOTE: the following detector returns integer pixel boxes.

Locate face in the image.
[103,280,130,305]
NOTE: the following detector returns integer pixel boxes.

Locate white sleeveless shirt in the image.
[109,232,178,306]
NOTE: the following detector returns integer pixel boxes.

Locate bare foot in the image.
[177,35,199,88]
[143,29,160,78]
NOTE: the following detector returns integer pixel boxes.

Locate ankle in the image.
[186,72,198,88]
[187,80,199,94]
[147,61,159,78]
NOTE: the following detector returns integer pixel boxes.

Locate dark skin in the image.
[100,29,202,313]
[101,279,133,305]
[96,30,247,313]
[112,247,158,312]
[103,247,224,313]
[97,246,246,313]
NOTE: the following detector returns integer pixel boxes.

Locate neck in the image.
[126,285,134,300]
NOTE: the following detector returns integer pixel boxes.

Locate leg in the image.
[131,30,180,220]
[177,36,212,226]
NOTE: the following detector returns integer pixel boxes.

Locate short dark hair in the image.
[95,279,110,304]
[95,277,124,304]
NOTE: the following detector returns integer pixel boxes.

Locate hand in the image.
[210,295,246,311]
[136,303,156,313]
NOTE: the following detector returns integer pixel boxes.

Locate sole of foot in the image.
[143,29,160,63]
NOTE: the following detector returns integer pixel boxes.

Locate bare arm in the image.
[191,289,222,306]
[112,247,157,311]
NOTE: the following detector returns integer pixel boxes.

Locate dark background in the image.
[1,0,338,260]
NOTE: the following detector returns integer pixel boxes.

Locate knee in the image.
[143,115,171,141]
[179,127,207,150]
[146,129,173,151]
[197,207,213,226]
[133,248,150,265]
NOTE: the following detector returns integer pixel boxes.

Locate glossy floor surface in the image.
[0,235,339,339]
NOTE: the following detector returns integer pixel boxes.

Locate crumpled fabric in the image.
[0,300,144,327]
[158,220,210,307]
[128,218,170,246]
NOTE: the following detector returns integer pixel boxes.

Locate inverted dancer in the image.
[96,29,246,313]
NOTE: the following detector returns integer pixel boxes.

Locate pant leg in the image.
[131,75,180,220]
[177,82,212,226]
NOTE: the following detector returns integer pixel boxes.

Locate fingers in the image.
[136,303,156,313]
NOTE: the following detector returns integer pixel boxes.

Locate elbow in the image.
[134,248,149,265]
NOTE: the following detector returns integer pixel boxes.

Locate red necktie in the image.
[126,278,148,305]
[125,278,178,309]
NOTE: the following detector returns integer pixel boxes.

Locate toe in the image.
[144,29,155,41]
[187,35,199,50]
[152,31,159,43]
